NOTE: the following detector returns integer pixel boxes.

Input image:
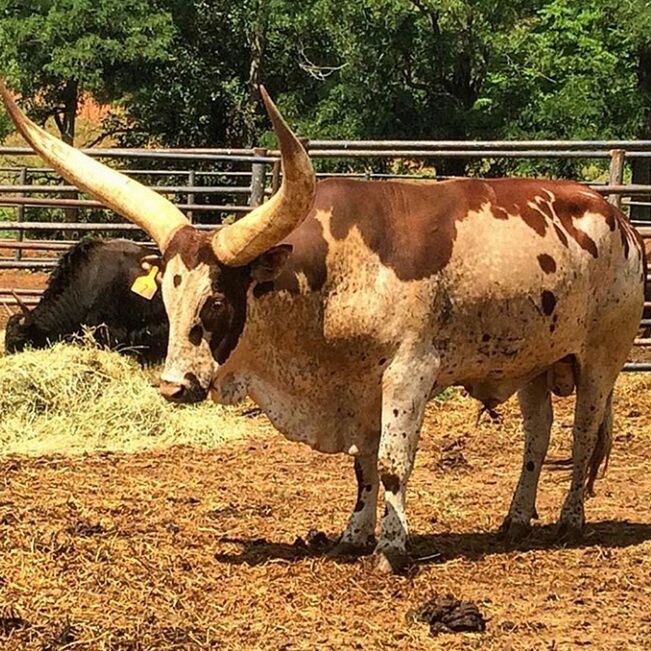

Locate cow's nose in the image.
[159,375,208,404]
[159,380,186,402]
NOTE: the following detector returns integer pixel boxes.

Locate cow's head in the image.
[1,83,315,403]
[4,299,41,353]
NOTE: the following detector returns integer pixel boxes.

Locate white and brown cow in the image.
[2,82,644,573]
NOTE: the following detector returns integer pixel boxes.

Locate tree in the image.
[0,0,176,144]
[109,0,262,148]
[264,0,541,173]
[478,0,651,177]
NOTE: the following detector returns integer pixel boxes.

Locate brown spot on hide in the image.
[615,212,637,259]
[553,223,568,247]
[317,178,612,281]
[541,291,557,316]
[537,254,557,274]
[324,178,488,281]
[488,181,603,257]
[163,226,218,270]
[173,274,182,287]
[253,281,274,298]
[188,324,203,346]
[200,266,252,365]
[352,460,369,513]
[249,215,328,297]
[381,473,400,494]
[492,205,509,220]
[284,216,328,291]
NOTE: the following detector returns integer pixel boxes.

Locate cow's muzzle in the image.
[159,373,208,404]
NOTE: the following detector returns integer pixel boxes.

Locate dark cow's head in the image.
[1,83,315,403]
[4,300,45,353]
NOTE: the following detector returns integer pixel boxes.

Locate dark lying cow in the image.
[4,238,168,362]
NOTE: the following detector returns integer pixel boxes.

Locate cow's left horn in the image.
[0,81,189,252]
[11,290,30,316]
[212,86,316,266]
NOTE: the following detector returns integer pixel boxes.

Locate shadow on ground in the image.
[214,520,651,568]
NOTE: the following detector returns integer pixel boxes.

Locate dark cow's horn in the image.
[0,81,189,252]
[212,86,316,266]
[11,290,30,316]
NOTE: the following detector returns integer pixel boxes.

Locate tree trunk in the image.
[53,80,79,145]
[53,80,79,223]
[631,45,651,222]
[246,0,270,146]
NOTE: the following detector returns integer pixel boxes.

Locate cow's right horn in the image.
[0,81,189,252]
[211,86,315,266]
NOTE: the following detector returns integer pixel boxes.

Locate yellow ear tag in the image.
[131,265,159,300]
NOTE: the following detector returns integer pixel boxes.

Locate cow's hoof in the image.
[499,517,532,543]
[374,548,411,575]
[327,539,374,558]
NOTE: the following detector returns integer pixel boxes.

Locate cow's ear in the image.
[140,254,163,284]
[251,244,293,282]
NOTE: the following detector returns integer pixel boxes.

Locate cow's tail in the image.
[585,390,613,497]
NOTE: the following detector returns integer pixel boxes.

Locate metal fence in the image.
[1,139,651,369]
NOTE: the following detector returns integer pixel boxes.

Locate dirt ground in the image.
[1,375,651,649]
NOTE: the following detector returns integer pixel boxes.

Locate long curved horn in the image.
[212,86,316,266]
[11,290,31,316]
[0,81,189,251]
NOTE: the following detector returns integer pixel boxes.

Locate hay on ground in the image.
[0,339,260,455]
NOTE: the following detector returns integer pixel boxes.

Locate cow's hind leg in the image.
[501,373,552,541]
[558,361,616,538]
[374,343,439,574]
[330,453,379,556]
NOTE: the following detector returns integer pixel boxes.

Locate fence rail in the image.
[1,139,651,371]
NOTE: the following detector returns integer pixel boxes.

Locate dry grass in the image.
[0,360,650,648]
[0,339,261,455]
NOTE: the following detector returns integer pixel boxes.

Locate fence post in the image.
[271,159,281,196]
[15,167,27,261]
[249,147,267,207]
[631,156,651,222]
[187,170,196,224]
[608,149,625,209]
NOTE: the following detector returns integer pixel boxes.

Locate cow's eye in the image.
[203,296,224,315]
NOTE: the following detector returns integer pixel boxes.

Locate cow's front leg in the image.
[375,344,439,574]
[329,453,379,556]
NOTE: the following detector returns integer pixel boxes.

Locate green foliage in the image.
[0,0,175,142]
[482,1,646,140]
[0,0,650,176]
[112,0,259,147]
[267,0,536,141]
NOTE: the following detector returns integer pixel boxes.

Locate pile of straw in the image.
[0,337,255,455]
